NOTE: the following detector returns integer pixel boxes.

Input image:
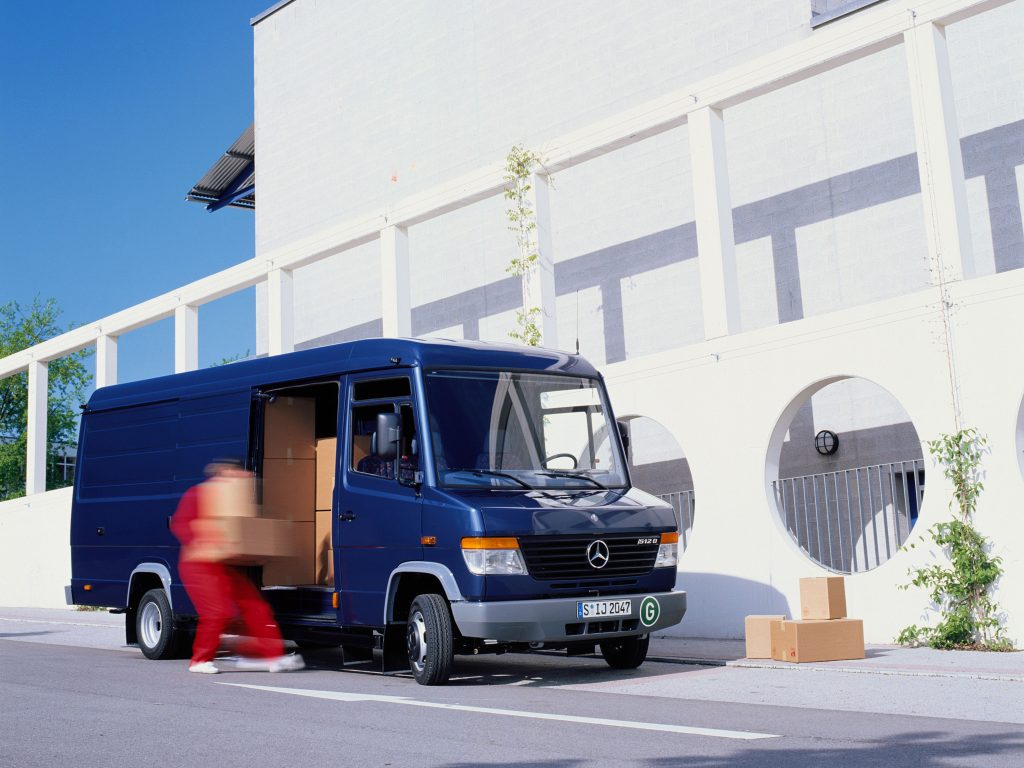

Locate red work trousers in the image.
[179,560,284,664]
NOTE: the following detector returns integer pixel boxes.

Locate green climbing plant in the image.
[503,145,544,346]
[897,429,1012,650]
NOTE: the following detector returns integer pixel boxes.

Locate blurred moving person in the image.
[171,460,304,674]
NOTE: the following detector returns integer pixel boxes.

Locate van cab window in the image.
[350,401,420,482]
[423,370,627,490]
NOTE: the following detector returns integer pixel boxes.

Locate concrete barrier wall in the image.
[0,488,73,608]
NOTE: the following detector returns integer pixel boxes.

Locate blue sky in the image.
[1,1,270,388]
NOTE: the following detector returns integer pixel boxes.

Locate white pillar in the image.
[26,360,48,496]
[174,305,199,373]
[689,106,740,339]
[526,173,558,348]
[380,225,412,337]
[267,268,295,355]
[905,22,973,282]
[96,334,118,388]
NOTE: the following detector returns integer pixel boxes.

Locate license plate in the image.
[577,599,632,619]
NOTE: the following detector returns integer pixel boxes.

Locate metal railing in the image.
[772,460,925,574]
[658,489,696,551]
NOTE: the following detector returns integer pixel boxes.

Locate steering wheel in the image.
[542,452,578,469]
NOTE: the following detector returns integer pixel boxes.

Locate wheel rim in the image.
[407,609,427,673]
[139,601,162,649]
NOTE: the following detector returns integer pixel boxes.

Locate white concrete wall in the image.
[0,488,73,608]
[605,268,1024,645]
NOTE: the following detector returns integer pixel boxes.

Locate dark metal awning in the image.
[186,124,255,212]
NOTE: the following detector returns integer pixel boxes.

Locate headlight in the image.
[655,531,679,568]
[461,537,528,576]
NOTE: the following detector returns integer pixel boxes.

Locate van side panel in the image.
[70,390,252,611]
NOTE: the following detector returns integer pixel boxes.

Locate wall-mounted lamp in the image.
[815,429,839,456]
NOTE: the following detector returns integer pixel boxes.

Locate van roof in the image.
[87,337,599,411]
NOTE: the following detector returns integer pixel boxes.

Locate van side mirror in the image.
[617,420,630,457]
[375,412,400,460]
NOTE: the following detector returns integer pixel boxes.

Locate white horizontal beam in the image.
[0,0,1008,384]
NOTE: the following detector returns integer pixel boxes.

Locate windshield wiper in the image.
[451,468,536,490]
[538,471,608,490]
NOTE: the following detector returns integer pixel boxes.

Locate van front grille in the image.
[519,533,659,581]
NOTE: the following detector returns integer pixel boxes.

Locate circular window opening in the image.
[618,416,695,551]
[770,378,925,573]
[1016,395,1024,480]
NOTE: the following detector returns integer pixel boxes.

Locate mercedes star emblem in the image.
[587,539,610,569]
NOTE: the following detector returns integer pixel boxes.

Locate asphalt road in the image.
[2,613,1023,767]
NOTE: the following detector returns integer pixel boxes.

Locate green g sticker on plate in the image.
[639,596,660,627]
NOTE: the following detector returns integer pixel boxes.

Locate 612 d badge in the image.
[639,595,661,627]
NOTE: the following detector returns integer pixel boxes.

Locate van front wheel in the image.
[406,593,454,685]
[599,634,649,669]
[136,589,184,660]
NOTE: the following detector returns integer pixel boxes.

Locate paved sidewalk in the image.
[650,633,1024,682]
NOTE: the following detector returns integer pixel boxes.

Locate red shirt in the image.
[170,485,200,549]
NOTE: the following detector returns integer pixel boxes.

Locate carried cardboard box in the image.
[316,437,337,511]
[744,615,786,659]
[189,475,298,565]
[800,576,847,619]
[771,618,865,663]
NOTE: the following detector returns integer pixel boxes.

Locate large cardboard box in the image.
[263,521,315,585]
[800,576,847,619]
[773,618,865,663]
[316,437,337,510]
[264,396,316,460]
[190,516,298,565]
[745,615,786,659]
[262,458,315,522]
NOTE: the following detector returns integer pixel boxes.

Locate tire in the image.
[599,634,650,670]
[406,593,454,685]
[136,588,186,660]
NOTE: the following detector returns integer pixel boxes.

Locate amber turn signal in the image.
[661,531,680,545]
[461,536,519,550]
[421,536,437,546]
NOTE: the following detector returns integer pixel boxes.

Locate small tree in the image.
[503,145,545,346]
[898,429,1012,650]
[0,298,91,500]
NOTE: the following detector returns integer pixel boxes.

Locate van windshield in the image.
[423,370,628,490]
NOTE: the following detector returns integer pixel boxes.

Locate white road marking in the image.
[220,682,779,740]
[0,616,118,628]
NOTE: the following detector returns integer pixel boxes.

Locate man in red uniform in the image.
[171,460,304,674]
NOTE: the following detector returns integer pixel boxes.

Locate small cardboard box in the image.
[264,396,316,461]
[800,576,847,619]
[315,437,337,510]
[190,516,297,565]
[745,615,786,659]
[262,458,315,522]
[263,521,315,585]
[774,618,865,663]
[770,618,793,661]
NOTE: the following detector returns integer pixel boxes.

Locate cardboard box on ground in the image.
[746,576,865,663]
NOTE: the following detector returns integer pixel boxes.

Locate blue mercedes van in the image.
[67,338,686,684]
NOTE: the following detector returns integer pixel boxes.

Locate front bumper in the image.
[450,590,686,643]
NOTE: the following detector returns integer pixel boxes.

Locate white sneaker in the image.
[188,661,220,674]
[269,654,305,673]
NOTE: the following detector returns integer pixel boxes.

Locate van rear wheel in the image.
[406,593,454,685]
[599,634,649,669]
[136,589,185,660]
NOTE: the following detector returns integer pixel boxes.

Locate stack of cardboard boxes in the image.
[744,576,865,663]
[261,397,318,585]
[315,437,336,586]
